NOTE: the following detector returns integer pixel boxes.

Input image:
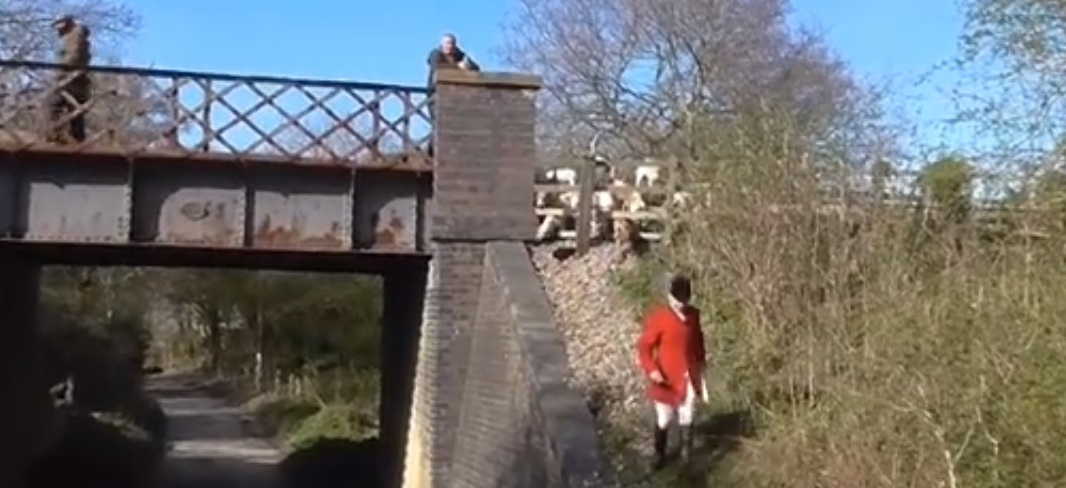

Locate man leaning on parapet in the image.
[424,33,478,157]
[48,14,92,145]
[425,33,480,87]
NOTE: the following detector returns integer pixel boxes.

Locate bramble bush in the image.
[613,144,1066,486]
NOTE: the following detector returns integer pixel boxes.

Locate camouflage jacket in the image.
[56,25,92,82]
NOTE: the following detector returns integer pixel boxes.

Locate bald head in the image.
[441,34,457,55]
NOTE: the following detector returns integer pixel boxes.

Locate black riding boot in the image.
[679,425,694,464]
[652,426,668,471]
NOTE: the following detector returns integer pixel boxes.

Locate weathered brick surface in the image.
[402,70,611,487]
[429,71,539,242]
[450,242,609,487]
[409,241,485,485]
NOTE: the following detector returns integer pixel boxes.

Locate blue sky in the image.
[120,0,969,154]
[122,0,510,86]
[789,1,971,154]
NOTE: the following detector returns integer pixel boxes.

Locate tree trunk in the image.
[253,297,264,393]
[205,305,223,375]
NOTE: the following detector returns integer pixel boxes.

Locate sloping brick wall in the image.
[449,241,608,486]
[400,70,611,487]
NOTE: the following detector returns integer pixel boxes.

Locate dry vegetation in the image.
[547,125,1066,487]
[633,142,1066,487]
[507,0,1066,485]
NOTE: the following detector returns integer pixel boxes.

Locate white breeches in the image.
[654,378,697,428]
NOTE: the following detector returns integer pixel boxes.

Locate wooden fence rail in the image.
[533,157,681,255]
[0,60,433,168]
[532,158,1060,255]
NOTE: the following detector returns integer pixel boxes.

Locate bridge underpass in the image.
[0,61,608,487]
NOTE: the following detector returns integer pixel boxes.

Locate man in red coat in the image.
[636,274,707,470]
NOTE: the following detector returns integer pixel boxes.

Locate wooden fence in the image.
[532,159,1059,255]
[533,157,682,255]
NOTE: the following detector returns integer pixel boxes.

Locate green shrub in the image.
[285,403,377,451]
[37,310,149,412]
[248,395,321,439]
[30,268,163,487]
[611,255,666,317]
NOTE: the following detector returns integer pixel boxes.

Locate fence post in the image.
[663,157,681,245]
[574,157,596,256]
[200,80,212,152]
[164,79,180,148]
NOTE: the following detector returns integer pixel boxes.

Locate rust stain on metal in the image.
[161,231,239,247]
[254,214,345,249]
[179,201,210,220]
[161,201,239,246]
[372,210,409,249]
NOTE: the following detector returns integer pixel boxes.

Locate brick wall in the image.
[450,242,608,486]
[401,70,611,487]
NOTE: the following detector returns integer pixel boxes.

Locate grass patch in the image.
[285,404,377,450]
[246,386,378,450]
[247,393,381,487]
[247,394,321,440]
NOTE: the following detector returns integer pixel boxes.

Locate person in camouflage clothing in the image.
[49,15,92,144]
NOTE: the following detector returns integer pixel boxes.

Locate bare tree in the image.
[504,2,935,485]
[1,67,173,145]
[0,0,138,61]
[0,3,177,148]
[88,69,174,145]
[275,110,423,162]
[955,0,1066,175]
[498,0,888,172]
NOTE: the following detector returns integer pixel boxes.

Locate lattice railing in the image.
[0,60,433,167]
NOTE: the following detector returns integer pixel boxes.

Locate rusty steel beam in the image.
[0,152,430,254]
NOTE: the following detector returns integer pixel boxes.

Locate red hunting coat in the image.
[636,303,707,406]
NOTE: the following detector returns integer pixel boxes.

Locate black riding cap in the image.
[668,274,692,302]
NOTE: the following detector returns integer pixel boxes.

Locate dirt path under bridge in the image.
[147,374,283,488]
